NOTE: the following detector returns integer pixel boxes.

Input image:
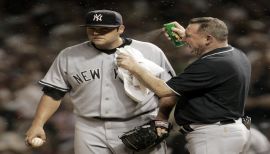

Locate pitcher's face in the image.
[87,25,124,47]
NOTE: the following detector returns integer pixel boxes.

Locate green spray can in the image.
[164,23,185,47]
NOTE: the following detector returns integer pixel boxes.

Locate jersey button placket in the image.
[103,81,111,141]
[104,97,110,114]
[100,55,114,117]
[101,80,111,116]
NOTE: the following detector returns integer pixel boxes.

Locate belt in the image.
[179,119,236,135]
[93,108,157,122]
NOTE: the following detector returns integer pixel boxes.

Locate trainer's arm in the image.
[116,54,174,97]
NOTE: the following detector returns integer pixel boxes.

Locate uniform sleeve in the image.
[159,50,176,81]
[39,49,71,92]
[166,62,216,95]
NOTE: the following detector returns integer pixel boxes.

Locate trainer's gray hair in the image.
[189,17,228,41]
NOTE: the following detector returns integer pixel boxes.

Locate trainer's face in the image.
[87,25,124,47]
[184,24,207,57]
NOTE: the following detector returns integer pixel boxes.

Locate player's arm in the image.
[25,87,65,146]
[116,53,174,97]
[33,94,61,126]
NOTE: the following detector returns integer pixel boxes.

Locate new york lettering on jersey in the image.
[71,68,119,85]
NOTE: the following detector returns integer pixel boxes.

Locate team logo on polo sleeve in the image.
[93,14,103,21]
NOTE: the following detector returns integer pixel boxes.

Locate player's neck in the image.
[109,37,124,49]
[96,37,123,50]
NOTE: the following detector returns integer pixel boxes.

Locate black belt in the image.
[219,119,235,125]
[93,108,157,122]
[179,119,236,135]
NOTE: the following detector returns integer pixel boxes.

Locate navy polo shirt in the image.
[166,46,251,125]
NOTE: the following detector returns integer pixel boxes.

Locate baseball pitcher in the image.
[25,10,175,154]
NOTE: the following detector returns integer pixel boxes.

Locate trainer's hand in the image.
[25,125,46,148]
[116,53,139,72]
[163,21,185,41]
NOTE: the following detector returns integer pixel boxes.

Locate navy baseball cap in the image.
[81,10,123,27]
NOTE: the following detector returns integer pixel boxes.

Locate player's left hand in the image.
[116,53,138,71]
[119,120,172,151]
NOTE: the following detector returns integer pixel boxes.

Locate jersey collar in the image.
[90,37,132,54]
[200,46,233,59]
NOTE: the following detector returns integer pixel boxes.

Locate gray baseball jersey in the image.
[39,38,175,153]
[39,39,175,119]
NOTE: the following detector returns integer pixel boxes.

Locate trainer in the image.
[117,17,251,154]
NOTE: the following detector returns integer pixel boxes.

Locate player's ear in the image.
[117,25,125,34]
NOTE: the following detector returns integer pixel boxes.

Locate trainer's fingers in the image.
[161,27,169,36]
[171,21,185,30]
[164,33,171,40]
[162,27,166,32]
[162,31,171,40]
[172,28,185,40]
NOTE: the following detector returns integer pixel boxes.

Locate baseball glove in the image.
[119,120,172,151]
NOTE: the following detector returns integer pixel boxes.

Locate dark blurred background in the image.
[0,0,270,153]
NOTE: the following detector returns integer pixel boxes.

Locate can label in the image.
[164,23,185,47]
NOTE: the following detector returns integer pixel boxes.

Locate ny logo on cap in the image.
[93,14,103,22]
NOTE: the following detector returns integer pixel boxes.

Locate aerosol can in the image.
[164,23,185,47]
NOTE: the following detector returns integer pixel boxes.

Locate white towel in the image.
[115,46,164,103]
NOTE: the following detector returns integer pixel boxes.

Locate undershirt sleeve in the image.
[42,86,66,100]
